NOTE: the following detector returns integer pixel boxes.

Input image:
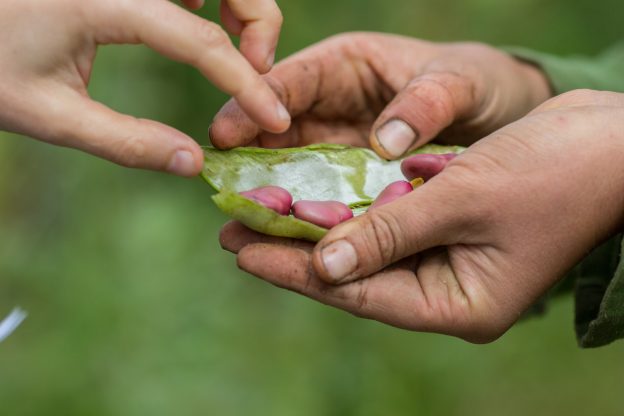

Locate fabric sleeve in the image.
[504,42,624,94]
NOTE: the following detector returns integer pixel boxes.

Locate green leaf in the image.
[202,144,464,242]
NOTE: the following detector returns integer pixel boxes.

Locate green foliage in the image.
[1,1,624,415]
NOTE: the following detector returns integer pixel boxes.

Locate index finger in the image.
[210,36,363,148]
[221,0,283,73]
[100,0,290,134]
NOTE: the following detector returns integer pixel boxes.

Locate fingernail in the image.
[276,101,291,123]
[375,119,417,158]
[321,240,358,282]
[167,150,197,176]
[266,50,276,69]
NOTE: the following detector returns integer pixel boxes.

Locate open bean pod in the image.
[202,144,463,241]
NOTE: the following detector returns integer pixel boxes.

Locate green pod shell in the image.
[202,144,464,242]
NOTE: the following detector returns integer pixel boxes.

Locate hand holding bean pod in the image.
[222,90,624,343]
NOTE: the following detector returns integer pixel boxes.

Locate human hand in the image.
[0,0,287,176]
[220,90,624,342]
[210,32,551,159]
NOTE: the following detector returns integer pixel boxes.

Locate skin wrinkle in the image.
[265,75,291,110]
[448,245,500,313]
[308,52,329,116]
[302,257,319,294]
[409,257,434,315]
[417,69,473,117]
[418,251,457,323]
[353,279,371,310]
[417,67,477,115]
[436,249,470,310]
[368,209,403,270]
[346,39,394,117]
[423,56,485,108]
[364,56,399,110]
[366,36,431,91]
[406,78,458,139]
[332,35,388,120]
[348,58,385,121]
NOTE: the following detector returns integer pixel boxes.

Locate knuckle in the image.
[547,88,603,107]
[405,77,456,128]
[268,8,284,27]
[558,88,596,101]
[236,73,267,98]
[362,210,404,267]
[263,75,288,104]
[322,31,367,48]
[196,21,231,49]
[536,89,624,115]
[354,280,371,311]
[432,160,497,228]
[451,41,496,58]
[530,89,584,113]
[116,135,147,168]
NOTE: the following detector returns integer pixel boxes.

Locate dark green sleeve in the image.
[571,236,624,348]
[505,42,624,93]
[506,43,624,347]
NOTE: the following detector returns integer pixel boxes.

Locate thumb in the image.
[312,177,473,284]
[370,71,476,159]
[49,93,203,176]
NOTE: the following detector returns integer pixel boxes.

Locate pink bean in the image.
[240,186,293,215]
[400,153,456,181]
[292,200,354,229]
[369,180,414,210]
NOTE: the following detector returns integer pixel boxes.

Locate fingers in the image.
[210,37,365,148]
[311,176,473,284]
[221,221,268,254]
[219,1,244,35]
[370,72,476,159]
[49,93,203,176]
[219,221,313,254]
[210,48,326,148]
[221,0,283,73]
[211,105,370,149]
[103,0,289,134]
[236,243,471,337]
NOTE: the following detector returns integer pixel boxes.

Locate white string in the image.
[0,307,27,343]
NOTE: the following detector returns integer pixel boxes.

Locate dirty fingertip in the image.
[210,100,261,148]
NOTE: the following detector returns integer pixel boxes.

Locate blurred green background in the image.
[1,0,623,415]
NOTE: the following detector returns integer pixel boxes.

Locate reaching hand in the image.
[220,90,624,343]
[210,32,551,159]
[0,0,287,176]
